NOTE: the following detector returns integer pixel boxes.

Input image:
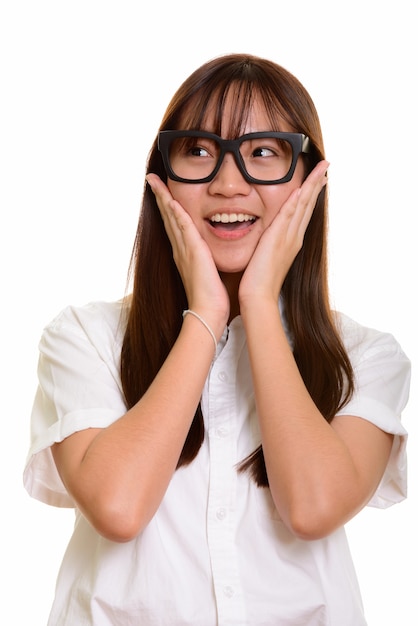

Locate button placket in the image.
[205,335,247,624]
[216,507,227,521]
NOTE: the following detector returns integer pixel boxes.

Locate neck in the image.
[219,271,243,324]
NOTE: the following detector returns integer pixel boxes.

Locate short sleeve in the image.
[335,313,411,509]
[23,301,128,508]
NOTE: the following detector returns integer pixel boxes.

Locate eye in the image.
[249,138,293,163]
[252,146,276,158]
[181,138,218,159]
[189,145,210,158]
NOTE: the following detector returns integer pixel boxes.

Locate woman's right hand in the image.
[50,178,231,543]
[146,174,229,336]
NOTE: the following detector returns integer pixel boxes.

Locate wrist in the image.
[185,303,229,340]
[182,310,218,355]
[239,294,279,320]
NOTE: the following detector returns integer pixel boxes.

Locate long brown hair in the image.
[121,54,354,486]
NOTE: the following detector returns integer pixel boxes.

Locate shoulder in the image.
[38,298,131,367]
[43,298,129,342]
[333,311,410,424]
[333,311,409,365]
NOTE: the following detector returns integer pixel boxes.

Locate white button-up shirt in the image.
[24,300,410,625]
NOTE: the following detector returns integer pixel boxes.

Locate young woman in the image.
[24,53,410,625]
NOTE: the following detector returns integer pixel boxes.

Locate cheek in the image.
[259,188,294,223]
[167,181,197,214]
[167,180,182,202]
[167,181,205,230]
[260,163,305,221]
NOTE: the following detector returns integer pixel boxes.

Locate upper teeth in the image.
[210,213,255,223]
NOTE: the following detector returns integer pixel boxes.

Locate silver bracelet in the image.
[182,309,217,355]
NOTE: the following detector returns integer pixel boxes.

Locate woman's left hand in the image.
[146,173,230,336]
[238,160,329,308]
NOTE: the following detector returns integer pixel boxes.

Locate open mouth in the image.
[208,213,257,231]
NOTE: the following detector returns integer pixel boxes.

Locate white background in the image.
[1,1,416,624]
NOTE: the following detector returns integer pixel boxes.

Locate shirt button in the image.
[216,426,229,438]
[216,507,227,521]
[223,586,234,598]
[218,371,228,382]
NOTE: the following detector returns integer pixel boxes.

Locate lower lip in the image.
[206,221,257,240]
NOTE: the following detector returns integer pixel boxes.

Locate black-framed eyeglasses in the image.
[158,130,310,185]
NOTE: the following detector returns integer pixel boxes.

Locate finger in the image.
[146,174,177,225]
[146,174,194,245]
[146,173,170,201]
[291,160,329,236]
[298,160,329,212]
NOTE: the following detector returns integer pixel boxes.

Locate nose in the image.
[208,153,251,196]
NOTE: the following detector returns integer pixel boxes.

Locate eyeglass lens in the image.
[168,135,294,182]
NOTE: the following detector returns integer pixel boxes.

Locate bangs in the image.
[172,79,295,139]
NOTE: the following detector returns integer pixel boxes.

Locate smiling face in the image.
[166,94,306,275]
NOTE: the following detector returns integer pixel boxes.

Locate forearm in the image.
[241,299,363,538]
[55,314,217,541]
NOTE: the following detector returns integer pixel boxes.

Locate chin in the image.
[210,239,259,275]
[215,261,248,275]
